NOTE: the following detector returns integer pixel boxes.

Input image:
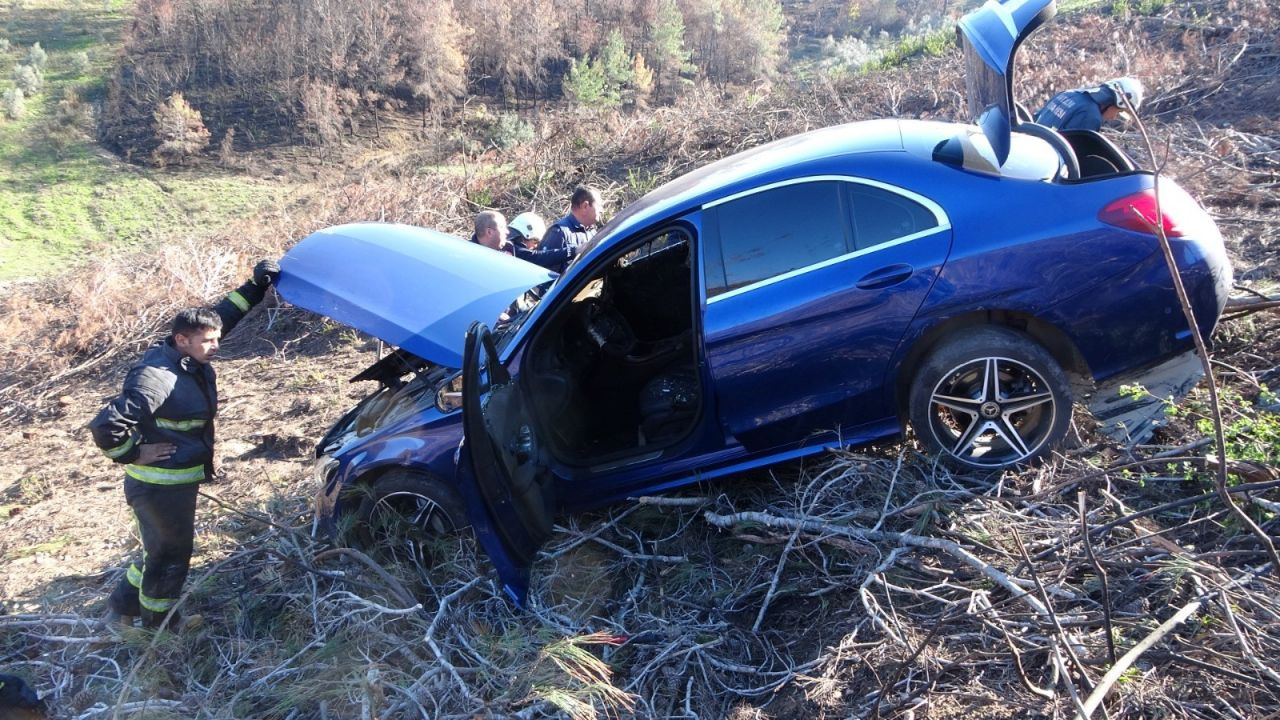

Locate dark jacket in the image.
[89,279,267,485]
[1034,85,1117,132]
[519,214,593,273]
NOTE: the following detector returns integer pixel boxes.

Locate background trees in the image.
[92,0,871,159]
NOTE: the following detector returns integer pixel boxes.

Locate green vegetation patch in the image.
[0,0,284,281]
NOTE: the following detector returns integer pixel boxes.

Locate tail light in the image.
[1098,188,1189,238]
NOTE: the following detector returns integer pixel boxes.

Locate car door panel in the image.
[702,178,952,452]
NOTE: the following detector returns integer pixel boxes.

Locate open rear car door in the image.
[460,322,556,606]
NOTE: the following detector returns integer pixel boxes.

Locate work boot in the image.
[142,611,204,634]
[99,608,138,629]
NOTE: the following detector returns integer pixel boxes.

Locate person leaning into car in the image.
[90,259,279,632]
[470,210,515,255]
[515,186,604,273]
[1034,76,1144,132]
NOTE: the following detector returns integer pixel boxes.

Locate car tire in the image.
[353,469,468,563]
[908,327,1071,472]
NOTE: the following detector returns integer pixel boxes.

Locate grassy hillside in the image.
[0,0,285,282]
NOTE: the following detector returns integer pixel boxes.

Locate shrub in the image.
[0,38,10,53]
[69,51,91,75]
[218,126,237,166]
[12,64,41,95]
[485,111,533,149]
[26,42,47,70]
[298,80,343,146]
[2,87,25,119]
[151,92,211,165]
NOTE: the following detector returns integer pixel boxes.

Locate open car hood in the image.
[276,222,555,369]
[956,0,1056,165]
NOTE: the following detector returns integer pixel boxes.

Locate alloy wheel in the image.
[927,355,1058,467]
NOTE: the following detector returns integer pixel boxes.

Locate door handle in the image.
[855,263,914,289]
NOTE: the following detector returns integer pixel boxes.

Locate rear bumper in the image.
[1086,350,1203,445]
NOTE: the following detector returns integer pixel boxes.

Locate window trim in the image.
[704,175,951,304]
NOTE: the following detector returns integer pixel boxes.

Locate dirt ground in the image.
[2,1,1279,717]
[0,309,371,605]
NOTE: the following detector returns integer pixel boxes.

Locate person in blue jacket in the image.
[1035,76,1144,131]
[515,186,604,273]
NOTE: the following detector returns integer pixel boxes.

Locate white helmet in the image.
[1107,77,1144,111]
[509,212,546,242]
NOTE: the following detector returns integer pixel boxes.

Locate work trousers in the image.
[107,477,199,628]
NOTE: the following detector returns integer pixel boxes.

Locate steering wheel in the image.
[1015,121,1080,181]
[579,298,637,357]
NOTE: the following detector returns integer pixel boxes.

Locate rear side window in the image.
[704,181,849,296]
[847,185,938,250]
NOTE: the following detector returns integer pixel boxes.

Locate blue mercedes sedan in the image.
[277,0,1232,605]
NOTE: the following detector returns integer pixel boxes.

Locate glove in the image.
[253,258,281,287]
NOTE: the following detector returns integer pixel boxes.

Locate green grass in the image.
[0,0,286,281]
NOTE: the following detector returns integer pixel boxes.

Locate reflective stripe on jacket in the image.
[89,278,267,483]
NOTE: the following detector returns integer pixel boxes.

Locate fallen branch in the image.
[703,509,1056,617]
[1080,597,1206,718]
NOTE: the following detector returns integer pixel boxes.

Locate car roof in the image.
[576,116,1060,260]
[579,119,907,256]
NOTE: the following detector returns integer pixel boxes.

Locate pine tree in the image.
[598,29,633,89]
[563,57,612,107]
[649,0,692,98]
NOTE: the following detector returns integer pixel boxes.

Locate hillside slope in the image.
[2,1,1279,718]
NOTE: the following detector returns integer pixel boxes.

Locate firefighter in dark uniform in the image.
[1034,76,1144,132]
[90,259,279,630]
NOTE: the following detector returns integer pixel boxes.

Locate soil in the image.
[0,309,372,605]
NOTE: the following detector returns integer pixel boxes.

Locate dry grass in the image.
[2,0,1279,717]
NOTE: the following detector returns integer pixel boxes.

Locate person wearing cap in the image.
[508,211,546,252]
[470,210,514,255]
[1034,76,1144,132]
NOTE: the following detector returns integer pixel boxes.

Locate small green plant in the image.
[69,50,92,75]
[626,167,658,196]
[19,475,53,503]
[2,87,25,119]
[1115,666,1142,684]
[12,64,42,95]
[1195,403,1280,468]
[486,111,533,150]
[26,42,48,71]
[469,187,494,209]
[862,28,954,72]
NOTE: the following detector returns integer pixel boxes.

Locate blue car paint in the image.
[278,223,555,369]
[306,120,1230,604]
[293,0,1234,606]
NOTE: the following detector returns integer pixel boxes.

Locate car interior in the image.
[1060,128,1138,177]
[521,227,701,463]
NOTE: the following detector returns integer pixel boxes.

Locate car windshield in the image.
[493,279,555,352]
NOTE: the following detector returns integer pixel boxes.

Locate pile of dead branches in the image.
[4,441,1278,718]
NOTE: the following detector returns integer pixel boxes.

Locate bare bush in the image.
[2,87,25,119]
[151,92,211,166]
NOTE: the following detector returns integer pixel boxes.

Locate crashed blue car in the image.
[277,0,1231,605]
